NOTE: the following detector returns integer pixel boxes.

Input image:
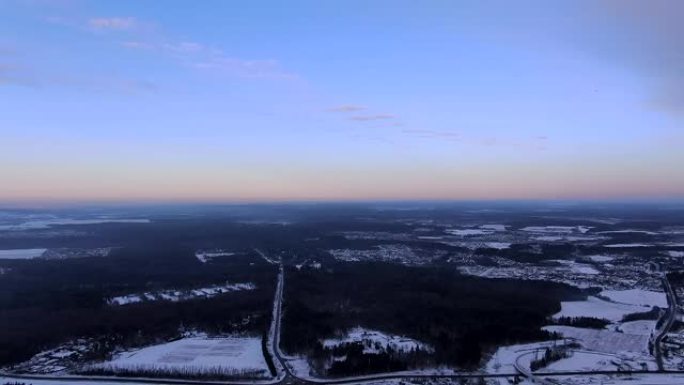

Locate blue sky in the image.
[1,0,682,202]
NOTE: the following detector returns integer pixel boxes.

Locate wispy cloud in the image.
[328,105,366,112]
[88,17,137,31]
[401,129,461,141]
[350,114,395,122]
[121,37,296,80]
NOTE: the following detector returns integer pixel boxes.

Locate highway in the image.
[655,275,677,371]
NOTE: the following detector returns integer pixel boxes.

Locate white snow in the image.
[600,289,667,308]
[484,242,511,250]
[108,282,256,305]
[322,327,432,354]
[542,351,619,372]
[0,248,47,259]
[669,251,684,257]
[553,296,647,322]
[543,326,649,353]
[588,255,614,262]
[597,230,659,235]
[195,250,236,263]
[480,224,508,231]
[445,228,492,236]
[91,336,269,378]
[521,226,592,234]
[0,218,150,231]
[619,320,657,336]
[573,265,600,275]
[604,244,653,248]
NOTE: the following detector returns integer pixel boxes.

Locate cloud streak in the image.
[328,105,366,112]
[350,114,395,121]
[88,17,137,30]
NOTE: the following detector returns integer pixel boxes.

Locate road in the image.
[654,275,677,371]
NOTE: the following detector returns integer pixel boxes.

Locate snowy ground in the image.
[322,327,433,354]
[604,244,653,248]
[537,373,684,385]
[600,289,667,308]
[0,248,47,259]
[541,351,619,372]
[88,336,270,378]
[194,249,236,263]
[588,255,615,262]
[445,228,493,236]
[543,326,649,354]
[108,282,255,305]
[521,226,592,234]
[618,320,657,336]
[0,218,150,231]
[553,296,647,322]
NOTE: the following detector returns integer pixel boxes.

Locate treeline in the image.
[552,317,611,329]
[282,262,585,374]
[622,307,662,322]
[77,364,268,380]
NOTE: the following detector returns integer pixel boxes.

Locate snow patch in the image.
[108,282,256,305]
[0,248,47,259]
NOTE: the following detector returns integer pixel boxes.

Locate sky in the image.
[1,0,683,203]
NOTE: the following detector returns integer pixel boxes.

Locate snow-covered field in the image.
[108,282,256,305]
[194,250,236,263]
[322,327,432,354]
[604,243,652,248]
[619,320,656,336]
[521,226,591,234]
[444,228,492,236]
[553,296,646,322]
[0,248,47,259]
[587,255,614,262]
[0,218,150,231]
[543,326,649,353]
[484,242,511,250]
[542,351,619,372]
[600,289,667,308]
[88,336,270,378]
[480,224,508,231]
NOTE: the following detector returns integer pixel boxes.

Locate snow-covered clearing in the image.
[619,320,656,336]
[600,289,667,308]
[543,326,649,353]
[322,327,433,354]
[0,218,150,231]
[521,226,592,234]
[538,373,684,385]
[597,230,659,235]
[484,341,558,375]
[588,255,614,262]
[541,351,619,372]
[550,260,600,275]
[553,296,646,322]
[0,248,47,259]
[484,242,511,250]
[194,250,236,263]
[604,244,653,248]
[108,282,255,305]
[480,224,508,231]
[444,228,492,236]
[89,336,270,378]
